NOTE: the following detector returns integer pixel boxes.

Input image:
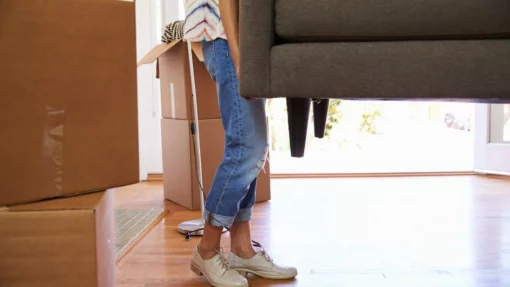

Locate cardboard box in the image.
[0,191,115,287]
[138,40,221,120]
[162,118,271,211]
[0,0,139,206]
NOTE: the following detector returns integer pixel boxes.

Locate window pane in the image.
[267,100,475,174]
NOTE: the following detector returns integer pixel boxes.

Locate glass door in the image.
[474,104,510,175]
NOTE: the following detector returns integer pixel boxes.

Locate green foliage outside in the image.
[325,100,342,137]
[359,103,381,135]
[266,99,382,152]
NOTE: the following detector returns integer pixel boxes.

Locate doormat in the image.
[114,208,167,261]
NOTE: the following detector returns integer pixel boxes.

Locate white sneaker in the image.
[228,244,298,280]
[191,246,249,287]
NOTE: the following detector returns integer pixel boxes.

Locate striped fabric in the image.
[161,21,184,43]
[183,0,227,42]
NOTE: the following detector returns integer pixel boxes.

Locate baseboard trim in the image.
[271,171,476,179]
[146,174,163,181]
[147,171,479,181]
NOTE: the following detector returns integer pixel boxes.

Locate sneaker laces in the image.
[214,248,231,274]
[252,240,274,266]
[222,227,274,265]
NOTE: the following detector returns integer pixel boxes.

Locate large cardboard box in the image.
[0,191,115,287]
[138,40,221,120]
[162,118,271,211]
[0,0,139,206]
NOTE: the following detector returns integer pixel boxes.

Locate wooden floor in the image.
[114,176,510,287]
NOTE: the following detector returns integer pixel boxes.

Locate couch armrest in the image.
[239,0,275,99]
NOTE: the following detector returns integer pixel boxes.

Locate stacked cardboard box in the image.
[0,191,115,287]
[0,0,138,286]
[138,41,271,211]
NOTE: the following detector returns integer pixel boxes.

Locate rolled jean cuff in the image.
[234,207,253,223]
[203,208,253,228]
[203,211,235,228]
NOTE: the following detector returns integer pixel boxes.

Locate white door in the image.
[474,103,510,175]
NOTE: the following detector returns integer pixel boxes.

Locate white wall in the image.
[162,0,185,24]
[136,0,184,180]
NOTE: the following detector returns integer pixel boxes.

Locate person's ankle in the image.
[198,245,219,260]
[230,245,256,259]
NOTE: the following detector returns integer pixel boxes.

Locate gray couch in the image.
[239,0,510,157]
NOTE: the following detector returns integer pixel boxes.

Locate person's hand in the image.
[233,55,256,102]
[232,51,240,78]
[238,68,257,102]
[218,1,253,102]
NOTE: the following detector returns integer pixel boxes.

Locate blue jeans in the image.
[202,38,269,228]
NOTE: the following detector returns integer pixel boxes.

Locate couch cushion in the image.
[270,40,510,102]
[275,0,510,41]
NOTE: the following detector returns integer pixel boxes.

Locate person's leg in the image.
[190,38,267,287]
[230,179,258,258]
[199,178,259,260]
[193,40,297,281]
[227,178,298,280]
[197,224,223,259]
[199,178,256,259]
[199,36,268,241]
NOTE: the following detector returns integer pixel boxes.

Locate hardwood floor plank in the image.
[115,176,510,286]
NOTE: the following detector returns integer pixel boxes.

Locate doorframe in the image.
[474,104,510,176]
[136,0,163,180]
[136,0,184,180]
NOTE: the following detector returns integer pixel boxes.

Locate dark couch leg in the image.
[286,98,311,158]
[313,99,329,138]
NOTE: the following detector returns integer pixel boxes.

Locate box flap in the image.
[2,191,108,212]
[138,40,205,67]
[137,40,181,67]
[191,42,204,62]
